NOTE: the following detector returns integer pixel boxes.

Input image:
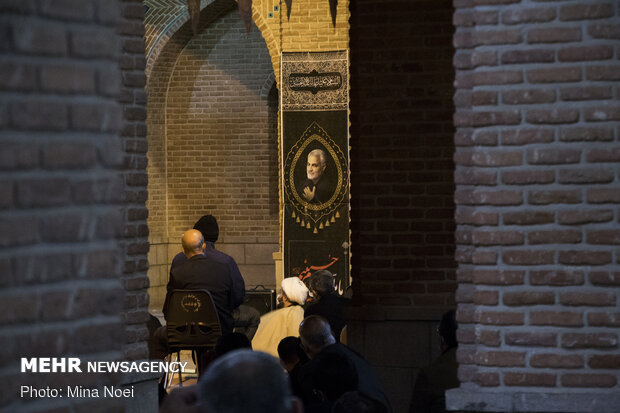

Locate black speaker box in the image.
[244,287,276,315]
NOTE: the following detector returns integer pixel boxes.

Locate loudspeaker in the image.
[244,287,276,316]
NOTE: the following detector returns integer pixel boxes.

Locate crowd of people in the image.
[151,215,458,413]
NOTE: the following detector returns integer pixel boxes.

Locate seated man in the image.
[277,336,309,398]
[169,215,260,340]
[409,309,458,413]
[151,229,238,360]
[297,315,392,412]
[252,277,309,357]
[159,350,303,413]
[304,270,351,341]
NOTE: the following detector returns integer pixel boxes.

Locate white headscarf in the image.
[281,277,309,306]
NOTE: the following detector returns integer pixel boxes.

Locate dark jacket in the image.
[170,242,245,309]
[163,254,236,335]
[304,294,351,341]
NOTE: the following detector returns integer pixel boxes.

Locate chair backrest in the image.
[166,289,222,350]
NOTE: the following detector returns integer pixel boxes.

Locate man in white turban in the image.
[252,277,309,357]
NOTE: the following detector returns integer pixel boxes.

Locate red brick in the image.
[560,126,614,142]
[559,210,614,226]
[472,130,499,146]
[563,333,617,349]
[590,271,620,286]
[560,291,616,307]
[503,250,554,265]
[471,50,498,67]
[529,189,582,205]
[504,372,556,387]
[588,312,620,327]
[502,7,556,24]
[0,142,39,170]
[505,332,557,347]
[527,148,581,164]
[587,188,620,203]
[11,17,69,56]
[476,311,524,325]
[587,230,620,245]
[589,355,620,369]
[478,330,501,346]
[531,354,583,369]
[530,270,585,286]
[558,45,614,62]
[457,328,476,344]
[503,211,554,225]
[454,31,474,49]
[455,189,523,206]
[454,151,522,167]
[503,89,556,105]
[501,49,555,64]
[560,3,615,21]
[473,0,519,4]
[527,27,582,43]
[587,147,620,162]
[526,108,580,124]
[531,311,583,327]
[472,250,498,264]
[42,143,97,170]
[475,351,525,367]
[473,29,522,46]
[472,110,521,126]
[558,168,614,184]
[584,105,620,122]
[587,65,620,81]
[560,86,613,101]
[454,11,475,27]
[559,250,612,265]
[527,67,582,83]
[504,291,555,306]
[473,230,524,246]
[562,374,617,388]
[456,207,499,226]
[454,169,498,185]
[501,128,554,145]
[472,70,523,86]
[472,91,498,106]
[474,10,499,25]
[11,98,69,131]
[529,230,581,244]
[501,170,555,185]
[474,290,499,305]
[473,270,524,285]
[588,23,620,39]
[474,372,500,387]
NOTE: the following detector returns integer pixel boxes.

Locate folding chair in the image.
[164,289,222,387]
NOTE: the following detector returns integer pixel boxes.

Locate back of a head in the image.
[313,350,358,401]
[438,309,458,349]
[299,315,335,357]
[194,214,219,243]
[277,336,308,366]
[199,349,292,413]
[182,229,204,255]
[310,270,335,297]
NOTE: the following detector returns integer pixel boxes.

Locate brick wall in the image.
[350,0,457,308]
[146,4,280,308]
[449,1,620,411]
[0,1,134,410]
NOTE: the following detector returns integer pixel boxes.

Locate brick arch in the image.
[145,0,280,83]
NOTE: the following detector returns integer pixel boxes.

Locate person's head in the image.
[298,315,335,359]
[332,391,388,413]
[181,229,205,258]
[280,277,309,307]
[215,332,252,357]
[309,270,335,298]
[277,336,309,373]
[198,349,302,413]
[438,309,458,351]
[306,149,326,183]
[193,215,219,243]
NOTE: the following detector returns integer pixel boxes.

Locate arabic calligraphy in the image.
[288,70,342,94]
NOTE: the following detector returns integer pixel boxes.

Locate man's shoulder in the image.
[205,247,237,265]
